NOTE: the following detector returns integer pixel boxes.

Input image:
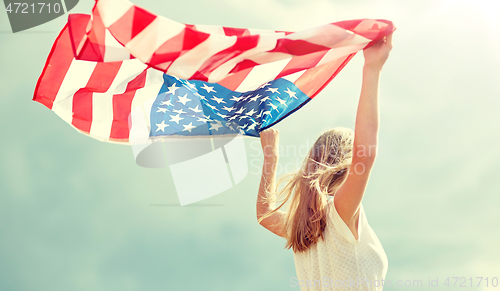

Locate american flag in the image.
[33,0,395,144]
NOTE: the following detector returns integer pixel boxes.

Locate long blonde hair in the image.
[259,127,354,252]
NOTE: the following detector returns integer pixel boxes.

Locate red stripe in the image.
[275,50,328,80]
[109,70,148,140]
[270,39,331,55]
[191,34,260,80]
[67,14,91,59]
[71,62,122,133]
[295,53,356,99]
[108,6,157,45]
[33,21,79,109]
[79,7,106,61]
[228,59,259,74]
[149,27,209,72]
[223,27,250,37]
[276,30,293,36]
[334,19,394,41]
[217,67,252,91]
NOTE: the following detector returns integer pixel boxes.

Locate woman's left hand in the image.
[260,128,280,160]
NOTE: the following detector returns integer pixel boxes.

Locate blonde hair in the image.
[259,127,354,252]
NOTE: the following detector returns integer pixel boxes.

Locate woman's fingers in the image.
[386,32,393,45]
[260,128,280,158]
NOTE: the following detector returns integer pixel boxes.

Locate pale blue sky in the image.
[1,0,499,290]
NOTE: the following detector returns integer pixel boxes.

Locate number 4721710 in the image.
[5,2,62,14]
[444,277,498,288]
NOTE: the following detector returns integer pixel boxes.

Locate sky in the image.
[1,0,499,290]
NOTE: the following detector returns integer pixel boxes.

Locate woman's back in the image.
[292,195,388,290]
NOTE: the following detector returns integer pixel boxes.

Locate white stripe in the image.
[52,59,97,124]
[207,34,281,83]
[96,0,134,27]
[316,42,368,67]
[193,25,225,35]
[125,16,185,64]
[235,58,291,92]
[104,29,132,62]
[166,34,237,80]
[284,24,353,48]
[247,28,276,35]
[129,68,165,144]
[89,59,148,141]
[282,69,306,83]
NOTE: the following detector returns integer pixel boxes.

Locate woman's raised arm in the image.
[334,33,394,233]
[256,128,286,237]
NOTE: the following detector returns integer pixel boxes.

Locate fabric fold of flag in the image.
[33,0,395,145]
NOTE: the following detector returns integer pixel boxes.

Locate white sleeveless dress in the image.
[292,195,388,290]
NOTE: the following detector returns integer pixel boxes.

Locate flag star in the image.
[263,110,272,117]
[194,92,207,101]
[235,107,245,114]
[169,114,184,124]
[230,96,244,102]
[211,96,226,104]
[185,81,197,90]
[203,114,213,121]
[256,110,264,118]
[239,115,250,121]
[157,107,168,113]
[209,121,223,131]
[259,96,270,104]
[197,116,209,123]
[284,87,298,99]
[182,122,196,132]
[161,99,172,106]
[173,108,187,114]
[228,115,238,121]
[189,105,203,113]
[247,123,257,131]
[201,83,216,93]
[246,108,257,116]
[267,102,278,111]
[260,82,272,88]
[217,112,228,119]
[266,87,280,94]
[222,106,236,112]
[206,103,219,111]
[275,96,288,107]
[177,94,191,105]
[155,120,169,132]
[166,83,180,95]
[249,94,261,102]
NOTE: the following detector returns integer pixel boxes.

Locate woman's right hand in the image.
[363,32,394,69]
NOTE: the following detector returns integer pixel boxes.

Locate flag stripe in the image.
[89,59,147,140]
[166,33,237,80]
[125,17,185,63]
[96,0,134,27]
[33,24,74,109]
[71,62,122,133]
[235,58,291,92]
[295,53,356,99]
[110,69,148,140]
[108,5,157,44]
[275,50,328,80]
[53,60,97,124]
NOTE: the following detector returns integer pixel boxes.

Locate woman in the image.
[256,33,394,290]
